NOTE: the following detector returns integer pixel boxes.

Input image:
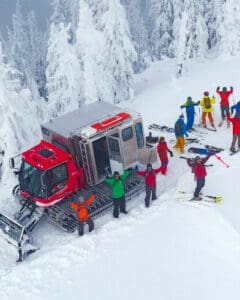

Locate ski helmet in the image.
[204,91,209,96]
[147,163,152,169]
[223,87,227,91]
[187,96,192,101]
[114,171,120,177]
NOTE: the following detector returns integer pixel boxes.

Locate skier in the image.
[135,163,162,207]
[157,136,173,175]
[173,114,188,154]
[200,91,216,128]
[216,86,233,127]
[70,194,95,236]
[180,97,200,131]
[187,153,213,200]
[105,169,130,218]
[230,101,240,117]
[226,114,240,153]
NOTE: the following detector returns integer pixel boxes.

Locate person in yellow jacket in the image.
[200,91,216,128]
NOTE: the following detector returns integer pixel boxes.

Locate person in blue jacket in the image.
[231,101,240,117]
[181,97,200,131]
[173,114,188,154]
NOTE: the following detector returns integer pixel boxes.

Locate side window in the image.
[108,137,120,153]
[44,163,68,195]
[122,127,133,141]
[135,122,144,149]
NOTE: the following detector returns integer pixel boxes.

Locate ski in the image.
[148,123,175,133]
[196,124,217,132]
[170,138,200,146]
[177,190,222,203]
[188,146,223,154]
[229,149,240,156]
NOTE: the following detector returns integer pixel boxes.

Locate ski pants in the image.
[186,112,194,130]
[220,106,230,121]
[174,137,185,153]
[202,112,214,126]
[159,159,168,175]
[112,196,126,218]
[231,134,240,150]
[145,185,157,207]
[78,218,94,236]
[194,177,205,197]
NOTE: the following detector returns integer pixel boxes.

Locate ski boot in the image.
[211,123,216,129]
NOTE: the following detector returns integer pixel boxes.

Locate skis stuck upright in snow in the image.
[177,190,222,204]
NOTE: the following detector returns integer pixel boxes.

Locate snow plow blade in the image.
[0,213,38,262]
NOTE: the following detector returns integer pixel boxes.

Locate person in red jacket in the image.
[71,194,95,236]
[227,114,240,152]
[216,86,233,127]
[136,163,162,207]
[187,154,213,200]
[157,136,173,175]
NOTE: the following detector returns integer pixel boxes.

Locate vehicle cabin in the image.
[41,102,157,185]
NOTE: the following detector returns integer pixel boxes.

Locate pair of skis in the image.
[177,190,222,204]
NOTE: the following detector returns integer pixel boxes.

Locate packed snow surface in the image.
[1,55,240,300]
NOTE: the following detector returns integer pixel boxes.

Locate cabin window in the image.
[135,122,144,149]
[44,163,68,196]
[108,137,120,153]
[122,127,133,141]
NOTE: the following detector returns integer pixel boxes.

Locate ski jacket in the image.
[231,103,240,116]
[105,170,130,199]
[157,141,170,162]
[216,88,233,106]
[227,115,240,134]
[181,101,200,115]
[137,167,161,187]
[71,194,95,222]
[174,118,187,137]
[187,155,211,179]
[200,96,215,112]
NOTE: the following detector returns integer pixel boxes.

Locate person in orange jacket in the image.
[71,194,95,236]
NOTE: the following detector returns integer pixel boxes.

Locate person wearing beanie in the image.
[180,96,200,131]
[200,91,216,128]
[173,114,188,154]
[157,136,173,175]
[136,163,162,207]
[105,169,131,218]
[216,86,233,127]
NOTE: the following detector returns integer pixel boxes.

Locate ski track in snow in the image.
[1,55,240,299]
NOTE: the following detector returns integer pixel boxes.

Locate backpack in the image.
[204,97,211,109]
[175,120,182,135]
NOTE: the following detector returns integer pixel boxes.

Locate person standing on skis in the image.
[135,163,162,207]
[71,194,95,236]
[187,153,213,200]
[227,114,240,153]
[173,114,188,154]
[105,169,130,218]
[180,97,200,131]
[200,91,216,128]
[216,86,233,127]
[157,136,173,175]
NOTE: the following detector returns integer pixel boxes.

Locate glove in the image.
[134,165,139,171]
[127,167,132,173]
[169,151,173,157]
[209,150,215,156]
[185,133,189,137]
[180,105,184,109]
[212,95,215,98]
[217,86,220,90]
[230,86,233,90]
[197,101,200,105]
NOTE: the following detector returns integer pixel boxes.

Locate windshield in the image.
[19,160,46,198]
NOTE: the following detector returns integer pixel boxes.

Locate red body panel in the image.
[91,112,130,132]
[21,140,86,208]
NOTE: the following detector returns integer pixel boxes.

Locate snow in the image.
[1,55,240,299]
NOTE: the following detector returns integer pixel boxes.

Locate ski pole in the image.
[232,93,235,105]
[213,153,229,168]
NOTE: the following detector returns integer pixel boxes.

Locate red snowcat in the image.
[0,101,157,261]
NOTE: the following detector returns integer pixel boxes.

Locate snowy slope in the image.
[1,55,240,300]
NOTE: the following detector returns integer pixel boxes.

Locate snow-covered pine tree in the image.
[0,39,41,189]
[46,22,81,118]
[89,0,136,103]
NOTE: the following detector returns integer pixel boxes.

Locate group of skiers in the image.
[71,86,239,236]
